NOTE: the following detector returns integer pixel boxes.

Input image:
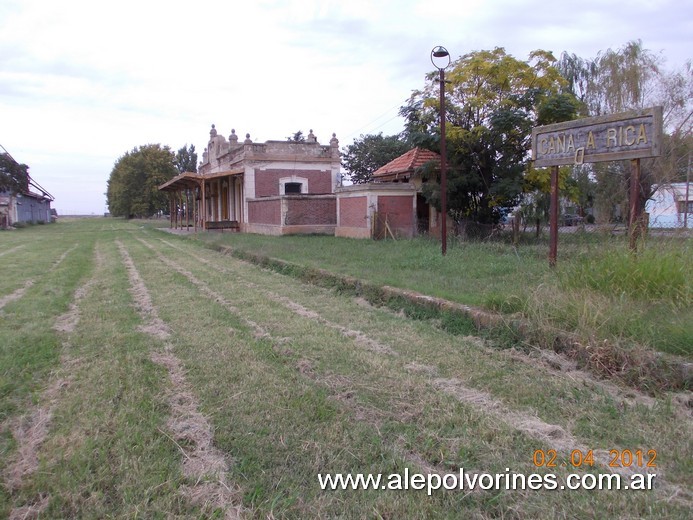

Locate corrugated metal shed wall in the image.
[14,193,52,223]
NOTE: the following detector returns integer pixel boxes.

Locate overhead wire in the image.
[343,103,404,142]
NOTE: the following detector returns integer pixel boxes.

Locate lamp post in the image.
[431,45,450,255]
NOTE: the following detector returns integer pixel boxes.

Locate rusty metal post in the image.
[439,66,447,256]
[431,46,450,256]
[629,158,641,252]
[549,166,559,267]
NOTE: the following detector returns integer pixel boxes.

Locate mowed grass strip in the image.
[4,251,101,495]
[3,220,689,518]
[0,227,95,516]
[153,234,692,464]
[0,242,92,457]
[126,233,691,518]
[126,236,512,517]
[0,232,77,299]
[117,238,244,518]
[5,236,210,518]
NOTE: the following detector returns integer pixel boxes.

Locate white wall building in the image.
[646,183,692,229]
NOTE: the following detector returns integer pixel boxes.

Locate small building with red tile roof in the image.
[371,147,440,183]
[334,147,443,239]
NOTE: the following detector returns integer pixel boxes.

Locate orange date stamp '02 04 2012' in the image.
[532,449,657,469]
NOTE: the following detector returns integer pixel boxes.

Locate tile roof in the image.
[372,147,440,179]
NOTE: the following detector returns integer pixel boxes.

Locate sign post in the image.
[549,166,559,267]
[532,107,662,265]
[628,158,641,252]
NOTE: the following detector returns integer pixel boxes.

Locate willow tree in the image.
[558,41,691,223]
[401,47,572,233]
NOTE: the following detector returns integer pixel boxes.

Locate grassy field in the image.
[0,218,691,518]
[172,225,692,359]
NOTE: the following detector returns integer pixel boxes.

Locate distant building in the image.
[159,125,341,235]
[645,183,692,229]
[0,190,53,228]
[1,148,54,228]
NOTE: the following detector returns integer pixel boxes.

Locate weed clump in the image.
[562,245,692,308]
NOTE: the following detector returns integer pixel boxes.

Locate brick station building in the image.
[159,126,441,239]
[159,125,341,235]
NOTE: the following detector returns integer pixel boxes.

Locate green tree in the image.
[521,90,582,234]
[402,47,571,231]
[341,133,410,184]
[522,164,581,236]
[0,153,29,194]
[175,144,197,174]
[106,144,177,218]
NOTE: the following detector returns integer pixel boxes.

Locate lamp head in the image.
[432,46,449,58]
[430,45,451,70]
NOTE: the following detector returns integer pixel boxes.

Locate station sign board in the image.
[531,106,662,167]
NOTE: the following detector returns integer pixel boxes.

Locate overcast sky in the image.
[1,0,690,214]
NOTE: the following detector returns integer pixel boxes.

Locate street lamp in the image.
[431,45,450,255]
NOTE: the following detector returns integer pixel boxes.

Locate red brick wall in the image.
[378,195,414,236]
[285,197,336,225]
[248,199,281,225]
[255,169,333,197]
[339,196,368,228]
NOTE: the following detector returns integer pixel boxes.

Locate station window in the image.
[284,182,302,194]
